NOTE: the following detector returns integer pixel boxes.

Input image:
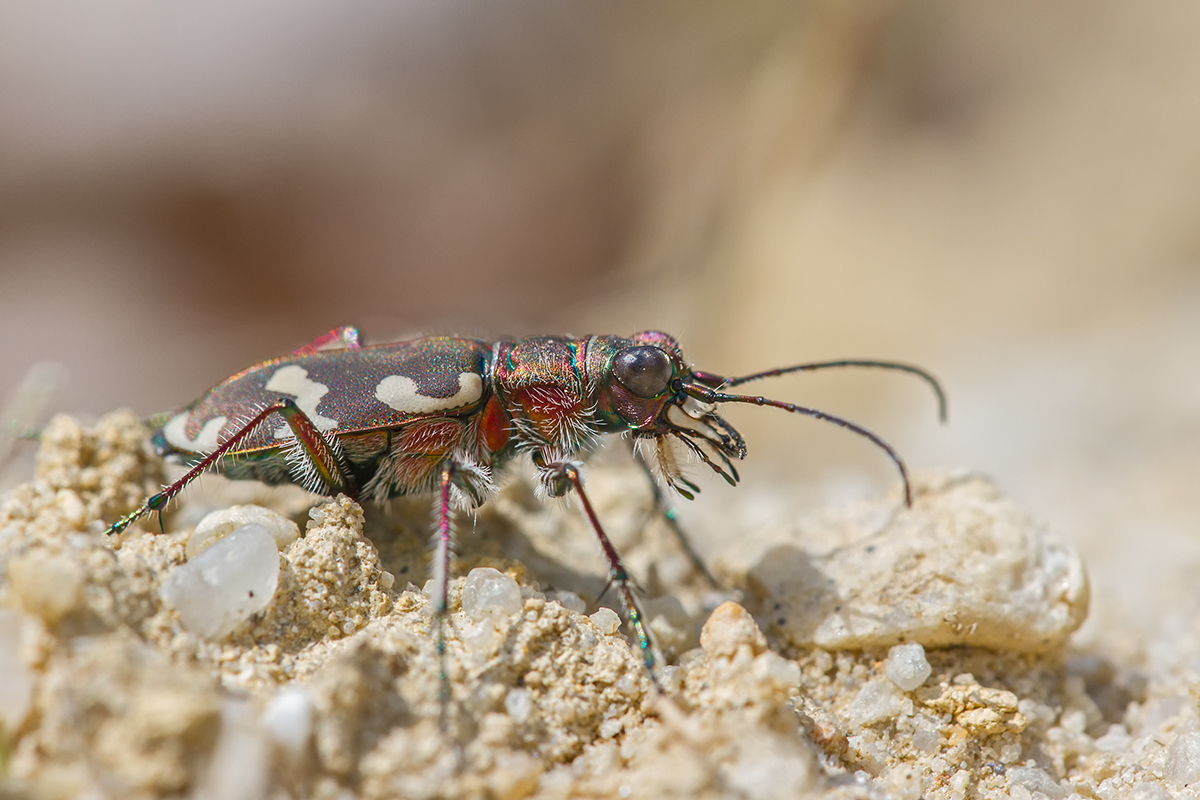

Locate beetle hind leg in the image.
[106,399,358,536]
[432,462,455,722]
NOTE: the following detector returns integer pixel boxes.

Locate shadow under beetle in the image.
[107,326,946,685]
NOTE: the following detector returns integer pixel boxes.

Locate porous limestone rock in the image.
[746,471,1089,653]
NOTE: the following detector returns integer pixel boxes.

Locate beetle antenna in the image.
[695,360,947,423]
[682,382,915,507]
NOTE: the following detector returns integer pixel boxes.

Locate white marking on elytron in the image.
[265,365,339,439]
[162,412,228,454]
[375,372,483,414]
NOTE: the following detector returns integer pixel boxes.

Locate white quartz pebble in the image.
[261,687,314,761]
[590,607,621,635]
[198,700,270,800]
[886,643,933,691]
[1007,766,1064,799]
[461,568,523,620]
[188,504,300,558]
[161,524,280,639]
[547,590,587,614]
[505,687,533,723]
[846,680,904,727]
[1165,731,1200,786]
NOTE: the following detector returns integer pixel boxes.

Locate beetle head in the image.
[593,332,946,506]
[591,331,746,498]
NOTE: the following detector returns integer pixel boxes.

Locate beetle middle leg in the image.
[433,460,456,726]
[429,456,496,729]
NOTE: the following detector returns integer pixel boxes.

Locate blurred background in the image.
[3,1,1199,657]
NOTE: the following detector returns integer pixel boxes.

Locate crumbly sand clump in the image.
[0,413,1193,800]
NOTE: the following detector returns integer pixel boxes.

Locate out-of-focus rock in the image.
[747,471,1089,652]
[0,609,34,733]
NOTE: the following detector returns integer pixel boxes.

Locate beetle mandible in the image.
[106,326,946,683]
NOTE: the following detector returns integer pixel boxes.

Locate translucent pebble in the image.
[590,607,621,635]
[615,674,640,697]
[1140,694,1187,731]
[460,568,522,620]
[1059,708,1088,734]
[754,651,801,690]
[161,524,280,639]
[999,743,1022,763]
[200,700,270,800]
[886,643,933,691]
[1093,724,1132,753]
[724,737,816,799]
[261,687,314,760]
[911,728,941,753]
[1166,731,1200,785]
[461,620,500,654]
[1130,781,1172,800]
[1008,766,1065,799]
[188,504,300,558]
[0,610,33,733]
[599,718,623,738]
[505,687,533,723]
[548,590,587,614]
[658,665,683,693]
[846,679,904,727]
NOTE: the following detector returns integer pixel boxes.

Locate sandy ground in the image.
[0,410,1194,799]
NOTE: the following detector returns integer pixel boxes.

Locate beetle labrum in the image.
[106,326,945,684]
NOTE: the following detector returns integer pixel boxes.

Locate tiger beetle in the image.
[106,327,946,691]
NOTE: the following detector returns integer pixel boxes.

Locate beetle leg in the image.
[547,461,664,689]
[628,442,721,590]
[432,460,456,727]
[427,456,496,731]
[106,398,358,535]
[291,326,362,355]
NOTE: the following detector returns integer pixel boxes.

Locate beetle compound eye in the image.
[614,346,673,398]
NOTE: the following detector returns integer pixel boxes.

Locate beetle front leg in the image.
[106,399,358,535]
[543,460,664,688]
